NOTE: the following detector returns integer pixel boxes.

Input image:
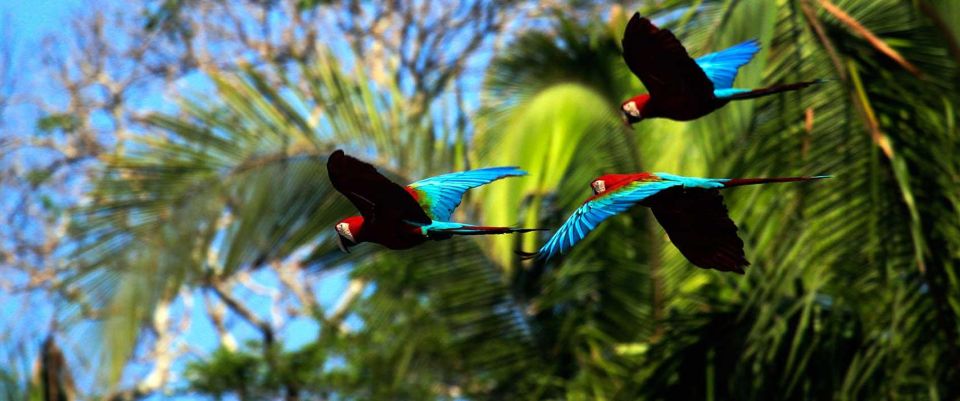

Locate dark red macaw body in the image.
[328,150,540,252]
[588,173,758,271]
[336,215,426,250]
[619,13,821,124]
[524,172,830,273]
[621,93,720,122]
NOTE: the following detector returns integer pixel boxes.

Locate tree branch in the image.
[209,277,275,347]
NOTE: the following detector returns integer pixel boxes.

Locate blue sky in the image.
[1,1,76,39]
[0,0,69,122]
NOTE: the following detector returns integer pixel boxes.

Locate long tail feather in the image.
[722,175,831,188]
[722,79,824,101]
[431,225,546,236]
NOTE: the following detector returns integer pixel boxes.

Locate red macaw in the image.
[522,172,829,273]
[620,12,822,124]
[328,150,541,252]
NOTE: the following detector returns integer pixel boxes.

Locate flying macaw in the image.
[328,150,542,252]
[619,12,822,124]
[521,172,830,273]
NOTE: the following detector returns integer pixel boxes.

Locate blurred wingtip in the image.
[510,167,530,176]
[515,250,539,260]
[727,260,749,274]
[626,11,646,29]
[328,149,346,167]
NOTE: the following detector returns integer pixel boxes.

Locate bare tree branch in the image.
[209,276,276,347]
[327,278,366,331]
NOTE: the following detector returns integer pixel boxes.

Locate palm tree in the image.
[68,0,960,400]
[477,1,960,399]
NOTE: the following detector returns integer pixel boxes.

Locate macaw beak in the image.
[336,234,353,253]
[622,111,642,127]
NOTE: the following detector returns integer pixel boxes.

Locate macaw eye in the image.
[335,223,354,242]
[591,180,606,194]
[622,101,640,117]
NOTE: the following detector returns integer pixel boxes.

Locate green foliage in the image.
[0,369,26,401]
[187,347,261,398]
[25,169,53,187]
[187,343,328,400]
[36,113,79,135]
[295,0,334,11]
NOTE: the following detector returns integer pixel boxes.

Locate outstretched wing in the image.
[621,13,714,100]
[695,40,760,90]
[646,187,748,273]
[327,150,431,225]
[407,167,526,221]
[536,180,680,261]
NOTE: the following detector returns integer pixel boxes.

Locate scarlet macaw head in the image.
[591,179,607,195]
[590,173,658,196]
[620,94,650,124]
[334,215,364,253]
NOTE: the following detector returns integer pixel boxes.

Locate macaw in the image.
[328,150,542,252]
[521,172,829,273]
[619,12,822,124]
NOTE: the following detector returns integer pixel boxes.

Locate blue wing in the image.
[536,180,680,261]
[407,167,526,221]
[695,40,760,90]
[652,173,727,189]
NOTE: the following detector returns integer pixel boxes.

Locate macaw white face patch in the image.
[591,180,606,194]
[336,222,354,242]
[622,101,640,117]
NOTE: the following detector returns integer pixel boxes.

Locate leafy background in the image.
[1,0,959,400]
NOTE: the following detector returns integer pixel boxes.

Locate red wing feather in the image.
[621,13,715,101]
[327,150,432,225]
[645,187,749,273]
